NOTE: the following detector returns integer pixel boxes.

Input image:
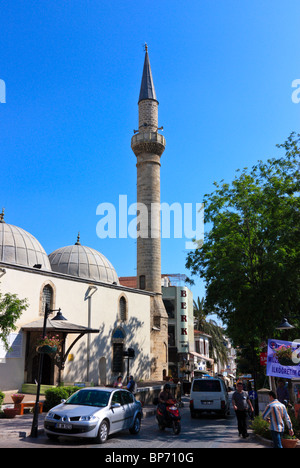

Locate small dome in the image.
[0,217,51,270]
[48,239,119,284]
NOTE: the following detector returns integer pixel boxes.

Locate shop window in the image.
[163,299,175,318]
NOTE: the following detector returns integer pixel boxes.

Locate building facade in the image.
[162,281,194,379]
[193,330,214,377]
[0,221,153,391]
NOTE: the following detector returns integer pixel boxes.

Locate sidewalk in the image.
[0,412,45,439]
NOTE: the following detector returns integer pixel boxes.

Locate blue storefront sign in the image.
[267,339,300,379]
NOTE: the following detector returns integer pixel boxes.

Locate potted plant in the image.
[36,334,61,354]
[281,434,299,449]
[3,407,18,418]
[11,393,25,405]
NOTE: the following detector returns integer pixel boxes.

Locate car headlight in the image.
[79,415,98,421]
[47,412,55,419]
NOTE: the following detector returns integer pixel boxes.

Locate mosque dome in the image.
[0,210,51,270]
[48,235,119,284]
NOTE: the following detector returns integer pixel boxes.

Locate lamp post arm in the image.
[62,333,85,369]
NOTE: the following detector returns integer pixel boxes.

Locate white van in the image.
[190,378,230,418]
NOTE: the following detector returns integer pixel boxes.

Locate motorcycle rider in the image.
[158,383,172,419]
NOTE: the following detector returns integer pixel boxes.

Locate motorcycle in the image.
[156,399,181,435]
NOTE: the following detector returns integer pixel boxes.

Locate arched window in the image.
[40,283,55,316]
[119,296,128,321]
[112,328,126,341]
[139,275,146,290]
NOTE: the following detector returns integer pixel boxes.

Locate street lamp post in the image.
[30,304,65,438]
[123,348,135,384]
[276,316,300,331]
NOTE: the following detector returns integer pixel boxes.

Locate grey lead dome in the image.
[0,222,51,270]
[48,243,119,284]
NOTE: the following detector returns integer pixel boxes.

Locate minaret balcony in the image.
[131,132,166,157]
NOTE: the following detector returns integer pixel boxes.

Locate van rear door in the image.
[192,379,222,410]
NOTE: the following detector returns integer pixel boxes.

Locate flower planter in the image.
[11,394,25,405]
[3,408,18,419]
[36,334,61,354]
[37,345,58,354]
[282,438,299,449]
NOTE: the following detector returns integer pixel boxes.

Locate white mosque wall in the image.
[0,264,151,390]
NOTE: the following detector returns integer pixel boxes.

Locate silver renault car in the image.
[44,387,142,444]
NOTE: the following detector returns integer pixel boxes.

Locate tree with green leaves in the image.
[193,296,228,367]
[0,288,28,351]
[186,133,300,349]
[193,296,206,331]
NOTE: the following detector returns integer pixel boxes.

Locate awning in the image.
[22,318,99,334]
[189,351,214,363]
[22,318,99,380]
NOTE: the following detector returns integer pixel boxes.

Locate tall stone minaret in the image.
[131,45,168,380]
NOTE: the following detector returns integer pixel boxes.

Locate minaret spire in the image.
[138,44,157,104]
[131,46,168,380]
[131,46,166,292]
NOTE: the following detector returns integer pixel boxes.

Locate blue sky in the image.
[1,1,299,306]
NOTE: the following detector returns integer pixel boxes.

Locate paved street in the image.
[0,399,267,449]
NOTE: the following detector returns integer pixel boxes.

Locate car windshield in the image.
[193,380,221,392]
[66,390,111,407]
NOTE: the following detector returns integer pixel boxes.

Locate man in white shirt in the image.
[262,391,294,449]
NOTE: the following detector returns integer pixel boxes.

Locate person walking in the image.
[232,381,254,438]
[127,375,137,394]
[113,376,123,388]
[262,391,294,449]
[276,379,290,405]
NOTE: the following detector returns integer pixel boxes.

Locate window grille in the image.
[119,296,127,321]
[41,285,53,315]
